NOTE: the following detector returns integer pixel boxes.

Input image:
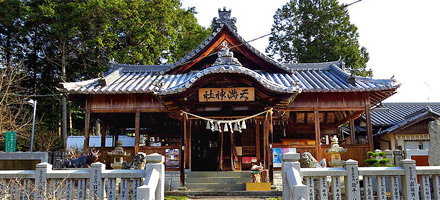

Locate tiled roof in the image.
[62,9,398,99]
[62,61,397,95]
[375,106,440,136]
[370,103,440,127]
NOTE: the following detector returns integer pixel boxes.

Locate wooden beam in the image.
[314,109,321,160]
[135,111,140,154]
[185,119,191,169]
[365,100,374,151]
[263,119,268,169]
[180,113,187,186]
[269,110,274,184]
[89,108,166,113]
[84,99,90,150]
[230,132,234,170]
[283,107,366,112]
[219,129,224,171]
[256,119,261,164]
[350,118,356,144]
[100,121,106,148]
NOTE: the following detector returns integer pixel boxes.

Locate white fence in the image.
[0,153,164,200]
[282,152,440,200]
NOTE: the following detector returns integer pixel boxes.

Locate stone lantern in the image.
[325,136,347,168]
[108,140,131,169]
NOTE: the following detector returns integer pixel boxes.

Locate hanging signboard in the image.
[199,87,255,102]
[5,131,16,152]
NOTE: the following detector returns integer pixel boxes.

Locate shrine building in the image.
[63,8,398,181]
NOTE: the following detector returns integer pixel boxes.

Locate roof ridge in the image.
[109,63,170,73]
[382,102,440,104]
[164,9,290,74]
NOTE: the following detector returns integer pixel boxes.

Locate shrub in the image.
[364,151,394,167]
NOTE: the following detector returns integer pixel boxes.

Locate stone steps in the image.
[165,191,282,198]
[185,171,251,191]
[165,171,283,192]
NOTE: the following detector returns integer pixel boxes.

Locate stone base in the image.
[245,182,271,191]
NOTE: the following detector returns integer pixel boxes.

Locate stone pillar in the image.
[384,149,393,165]
[344,159,360,199]
[90,162,105,200]
[34,162,51,200]
[282,152,308,200]
[394,150,403,167]
[428,120,440,166]
[401,159,419,200]
[137,153,165,200]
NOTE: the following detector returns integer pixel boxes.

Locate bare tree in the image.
[0,52,33,150]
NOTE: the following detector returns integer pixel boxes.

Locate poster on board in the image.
[273,148,296,167]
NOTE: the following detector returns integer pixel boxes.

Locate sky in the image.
[181,0,440,102]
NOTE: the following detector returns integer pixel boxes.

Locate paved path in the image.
[189,198,268,200]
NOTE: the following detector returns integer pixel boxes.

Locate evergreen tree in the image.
[266,0,371,77]
[0,0,210,150]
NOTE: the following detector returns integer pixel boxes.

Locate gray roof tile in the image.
[370,103,440,126]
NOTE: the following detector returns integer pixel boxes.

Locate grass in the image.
[164,196,189,200]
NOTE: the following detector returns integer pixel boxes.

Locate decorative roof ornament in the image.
[213,42,242,66]
[213,7,237,32]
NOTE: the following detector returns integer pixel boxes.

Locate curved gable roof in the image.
[62,8,398,105]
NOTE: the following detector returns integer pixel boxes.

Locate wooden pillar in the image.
[365,103,374,151]
[84,100,90,149]
[230,131,235,170]
[314,109,321,160]
[185,119,191,169]
[256,119,261,164]
[135,111,140,154]
[268,110,274,183]
[100,121,106,148]
[219,129,224,170]
[180,113,187,186]
[263,119,269,169]
[350,118,356,144]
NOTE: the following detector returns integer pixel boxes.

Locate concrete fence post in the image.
[34,162,51,200]
[345,159,360,200]
[394,150,403,167]
[90,162,105,200]
[137,153,165,200]
[384,149,393,165]
[282,152,308,200]
[401,159,419,200]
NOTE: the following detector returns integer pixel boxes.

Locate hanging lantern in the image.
[241,120,247,129]
[206,121,211,130]
[233,122,239,131]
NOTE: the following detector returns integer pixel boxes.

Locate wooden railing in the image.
[282,152,440,200]
[0,153,165,200]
